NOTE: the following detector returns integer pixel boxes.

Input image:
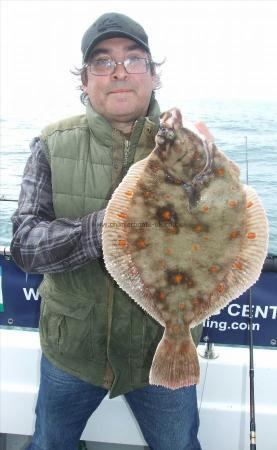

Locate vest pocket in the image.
[40,300,94,360]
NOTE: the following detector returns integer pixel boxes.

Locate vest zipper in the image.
[121,119,137,172]
[123,139,130,170]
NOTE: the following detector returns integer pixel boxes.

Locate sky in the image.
[1,0,277,120]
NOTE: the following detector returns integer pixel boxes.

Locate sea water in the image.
[0,99,276,254]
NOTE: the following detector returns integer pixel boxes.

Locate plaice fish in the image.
[102,108,268,389]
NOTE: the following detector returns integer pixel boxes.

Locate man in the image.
[11,12,203,450]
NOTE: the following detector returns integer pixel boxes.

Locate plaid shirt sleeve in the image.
[10,137,105,274]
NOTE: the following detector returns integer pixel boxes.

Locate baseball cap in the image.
[81,12,150,63]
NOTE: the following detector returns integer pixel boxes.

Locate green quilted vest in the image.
[38,98,203,398]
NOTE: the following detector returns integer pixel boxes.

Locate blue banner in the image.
[0,253,42,328]
[201,271,277,348]
[0,253,276,347]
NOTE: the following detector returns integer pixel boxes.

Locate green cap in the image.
[81,12,150,63]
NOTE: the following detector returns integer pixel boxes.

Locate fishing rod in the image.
[245,136,257,450]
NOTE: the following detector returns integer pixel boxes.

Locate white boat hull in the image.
[0,329,276,449]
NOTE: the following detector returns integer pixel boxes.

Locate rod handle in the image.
[250,429,256,449]
[250,430,256,449]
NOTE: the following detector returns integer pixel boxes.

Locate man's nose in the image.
[112,62,128,80]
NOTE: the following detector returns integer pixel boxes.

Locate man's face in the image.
[83,37,157,126]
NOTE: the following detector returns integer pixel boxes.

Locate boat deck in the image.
[1,328,276,450]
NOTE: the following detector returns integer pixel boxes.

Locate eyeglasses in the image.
[86,56,152,76]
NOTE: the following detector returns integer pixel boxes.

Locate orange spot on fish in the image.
[194,224,203,233]
[158,291,166,301]
[210,265,219,273]
[162,210,172,220]
[174,274,184,284]
[167,270,187,286]
[216,167,225,176]
[118,239,126,248]
[247,232,256,240]
[179,303,185,311]
[124,191,133,198]
[136,238,146,249]
[117,212,127,219]
[217,283,225,293]
[192,298,200,305]
[165,248,173,255]
[232,261,243,270]
[228,200,238,208]
[201,206,209,213]
[203,236,209,241]
[192,244,200,252]
[247,201,254,208]
[230,230,240,239]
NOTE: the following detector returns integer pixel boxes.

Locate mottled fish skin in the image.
[102,108,268,389]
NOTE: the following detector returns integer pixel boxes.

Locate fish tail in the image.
[149,330,200,389]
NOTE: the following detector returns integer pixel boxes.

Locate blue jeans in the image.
[25,354,202,450]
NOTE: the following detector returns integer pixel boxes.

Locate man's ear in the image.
[81,69,88,93]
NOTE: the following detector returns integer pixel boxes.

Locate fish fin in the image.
[149,329,199,388]
[192,185,269,325]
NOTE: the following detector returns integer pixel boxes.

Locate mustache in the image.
[105,82,134,93]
